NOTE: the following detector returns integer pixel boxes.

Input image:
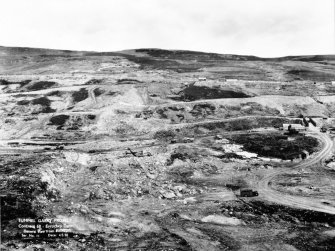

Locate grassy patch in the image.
[48,115,70,126]
[93,88,104,97]
[31,97,55,113]
[85,79,103,85]
[27,81,57,91]
[190,103,216,117]
[166,146,201,165]
[0,79,31,87]
[31,97,51,106]
[171,86,250,101]
[0,154,54,240]
[17,97,55,113]
[72,88,89,103]
[17,100,30,106]
[117,78,143,84]
[287,69,335,81]
[178,117,301,137]
[202,117,297,131]
[220,102,281,117]
[47,90,63,97]
[87,114,96,120]
[106,91,119,96]
[229,133,319,159]
[124,55,201,73]
[154,129,176,141]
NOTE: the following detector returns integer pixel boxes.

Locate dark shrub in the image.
[49,115,70,126]
[72,88,89,103]
[93,88,104,97]
[27,81,57,91]
[154,130,176,141]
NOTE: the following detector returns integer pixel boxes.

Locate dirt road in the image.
[88,88,97,104]
[257,132,335,214]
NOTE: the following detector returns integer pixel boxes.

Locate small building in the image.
[320,127,328,133]
[302,117,309,127]
[182,137,194,143]
[198,77,207,81]
[214,134,223,140]
[226,79,238,82]
[55,145,64,150]
[240,189,258,197]
[331,81,335,86]
[283,124,306,131]
[8,142,20,146]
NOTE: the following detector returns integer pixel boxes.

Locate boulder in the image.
[201,215,242,226]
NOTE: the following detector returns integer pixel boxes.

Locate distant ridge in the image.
[1,45,335,81]
[1,45,334,62]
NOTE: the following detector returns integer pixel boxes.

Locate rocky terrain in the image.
[1,46,335,250]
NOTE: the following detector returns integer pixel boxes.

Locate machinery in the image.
[240,188,258,197]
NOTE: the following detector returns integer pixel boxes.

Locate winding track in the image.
[2,89,334,214]
[257,132,335,214]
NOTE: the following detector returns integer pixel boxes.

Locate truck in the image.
[320,127,327,133]
[302,117,309,127]
[214,134,223,140]
[240,189,258,197]
[182,137,194,143]
[55,145,64,150]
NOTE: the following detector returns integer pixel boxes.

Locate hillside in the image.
[1,46,335,81]
[1,46,335,251]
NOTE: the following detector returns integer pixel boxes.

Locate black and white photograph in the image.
[0,0,335,250]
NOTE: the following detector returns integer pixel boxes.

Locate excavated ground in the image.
[1,48,335,250]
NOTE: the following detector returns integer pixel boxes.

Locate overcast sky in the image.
[0,0,333,57]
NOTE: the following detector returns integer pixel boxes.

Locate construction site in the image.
[1,47,335,250]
